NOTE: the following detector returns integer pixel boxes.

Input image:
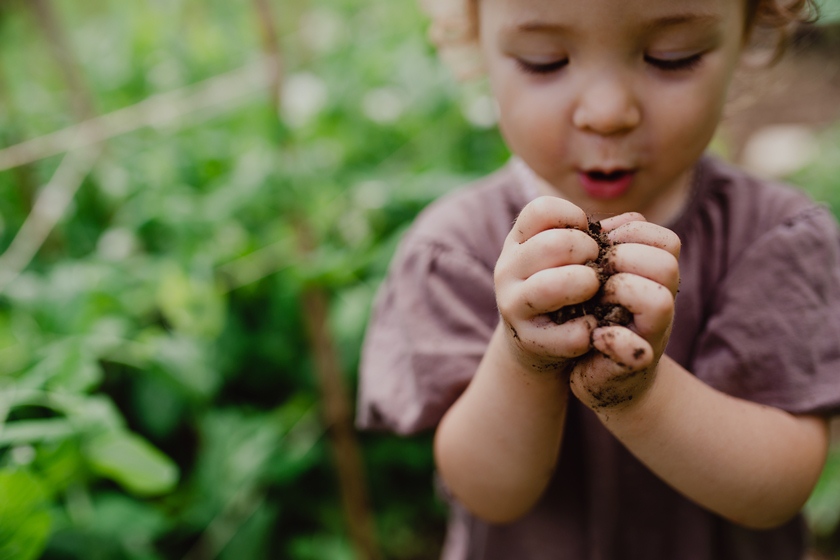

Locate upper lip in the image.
[580,167,636,175]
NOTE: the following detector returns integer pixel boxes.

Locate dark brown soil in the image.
[547,221,633,328]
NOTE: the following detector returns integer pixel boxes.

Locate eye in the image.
[645,53,703,72]
[516,58,569,75]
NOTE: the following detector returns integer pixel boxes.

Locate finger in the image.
[607,221,681,259]
[510,196,589,244]
[512,265,600,316]
[601,273,674,336]
[603,244,680,296]
[519,315,597,359]
[512,228,599,278]
[598,212,646,233]
[591,326,654,371]
[569,327,654,409]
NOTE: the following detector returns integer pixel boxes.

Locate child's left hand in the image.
[569,213,681,411]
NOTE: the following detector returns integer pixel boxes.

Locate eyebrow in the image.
[641,13,723,32]
[510,12,722,35]
[512,21,571,34]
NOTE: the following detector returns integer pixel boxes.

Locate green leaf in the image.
[288,534,356,560]
[62,394,126,433]
[19,339,103,394]
[805,446,840,535]
[90,493,169,550]
[817,0,840,23]
[130,374,184,438]
[218,501,279,560]
[0,469,52,560]
[157,265,226,339]
[85,431,179,497]
[33,440,86,497]
[0,419,77,447]
[144,332,221,399]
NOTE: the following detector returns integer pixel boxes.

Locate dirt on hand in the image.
[547,220,633,328]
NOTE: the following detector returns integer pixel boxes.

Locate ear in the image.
[421,0,486,80]
[439,45,487,81]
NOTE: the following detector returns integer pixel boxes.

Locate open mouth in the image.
[586,169,632,182]
[579,169,636,199]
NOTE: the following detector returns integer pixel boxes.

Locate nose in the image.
[572,74,641,136]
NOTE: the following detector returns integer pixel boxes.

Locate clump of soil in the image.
[547,220,632,327]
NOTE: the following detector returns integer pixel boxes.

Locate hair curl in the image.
[419,0,821,78]
[748,0,820,30]
[747,0,820,60]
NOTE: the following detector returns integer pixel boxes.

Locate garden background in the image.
[0,0,839,559]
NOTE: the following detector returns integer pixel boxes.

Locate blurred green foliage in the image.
[818,0,840,22]
[0,0,508,557]
[0,0,838,559]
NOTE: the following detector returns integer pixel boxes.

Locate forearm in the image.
[434,323,569,523]
[601,355,829,529]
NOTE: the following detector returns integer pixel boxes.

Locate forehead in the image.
[478,0,743,35]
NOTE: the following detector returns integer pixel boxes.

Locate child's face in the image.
[478,0,747,222]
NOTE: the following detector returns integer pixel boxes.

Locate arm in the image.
[434,324,570,523]
[436,203,830,528]
[435,196,600,523]
[570,215,829,529]
[598,355,828,529]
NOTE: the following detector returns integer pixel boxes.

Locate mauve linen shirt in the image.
[357,155,840,560]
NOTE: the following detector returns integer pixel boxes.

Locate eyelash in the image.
[515,53,704,75]
[516,58,569,75]
[645,53,704,72]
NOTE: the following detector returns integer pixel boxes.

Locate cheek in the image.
[651,72,732,152]
[495,81,571,159]
[499,104,568,174]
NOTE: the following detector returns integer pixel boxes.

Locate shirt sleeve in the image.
[692,205,840,416]
[356,238,498,435]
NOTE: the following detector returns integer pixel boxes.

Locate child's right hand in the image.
[494,196,601,372]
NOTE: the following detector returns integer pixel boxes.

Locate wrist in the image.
[593,355,673,434]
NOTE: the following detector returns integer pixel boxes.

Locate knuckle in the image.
[528,196,586,227]
[494,247,524,281]
[496,294,518,320]
[493,260,510,285]
[522,279,549,308]
[553,229,599,259]
[649,286,675,316]
[665,257,681,288]
[528,196,555,221]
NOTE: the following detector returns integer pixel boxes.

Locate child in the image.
[357,0,840,558]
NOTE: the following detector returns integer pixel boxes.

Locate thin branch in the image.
[252,1,381,558]
[299,283,382,560]
[217,239,293,292]
[0,0,105,292]
[0,55,38,209]
[0,58,271,172]
[180,406,323,560]
[252,0,284,115]
[0,144,101,294]
[29,0,97,121]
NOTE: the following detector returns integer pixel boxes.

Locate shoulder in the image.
[696,155,823,227]
[397,164,527,270]
[677,155,837,267]
[677,158,840,414]
[357,168,522,434]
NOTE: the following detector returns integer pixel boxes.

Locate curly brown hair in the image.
[748,0,820,30]
[747,0,820,59]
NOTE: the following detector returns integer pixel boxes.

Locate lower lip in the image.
[579,171,635,200]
